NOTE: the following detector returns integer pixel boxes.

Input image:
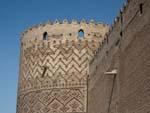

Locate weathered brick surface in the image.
[89,0,150,113]
[119,0,150,112]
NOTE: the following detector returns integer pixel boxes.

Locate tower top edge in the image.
[21,19,109,37]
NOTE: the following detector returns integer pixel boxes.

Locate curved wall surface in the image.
[17,20,109,113]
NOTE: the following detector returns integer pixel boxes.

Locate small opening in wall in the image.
[115,39,120,46]
[42,66,47,78]
[120,31,123,37]
[139,3,143,14]
[94,34,96,37]
[106,51,108,56]
[21,42,23,46]
[78,29,84,39]
[53,40,56,43]
[43,32,48,40]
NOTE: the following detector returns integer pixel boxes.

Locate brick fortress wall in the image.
[89,0,150,113]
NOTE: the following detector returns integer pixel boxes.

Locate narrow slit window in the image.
[43,32,48,40]
[78,29,84,39]
[115,39,120,46]
[120,31,123,37]
[139,3,143,14]
[42,66,47,78]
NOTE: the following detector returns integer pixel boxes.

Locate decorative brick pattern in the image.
[17,21,109,113]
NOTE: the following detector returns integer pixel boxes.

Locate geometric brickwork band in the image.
[17,39,101,113]
[17,88,87,113]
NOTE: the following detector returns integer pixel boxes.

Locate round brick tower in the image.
[17,19,109,113]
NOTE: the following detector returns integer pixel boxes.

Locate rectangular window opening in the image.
[139,3,143,14]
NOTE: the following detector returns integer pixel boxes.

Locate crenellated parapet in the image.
[21,19,109,48]
[90,0,146,67]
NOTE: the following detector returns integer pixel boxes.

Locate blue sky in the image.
[0,0,125,113]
